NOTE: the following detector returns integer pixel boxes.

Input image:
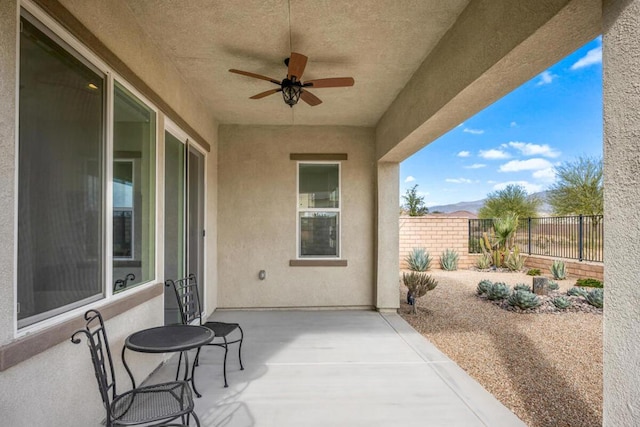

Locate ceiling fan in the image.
[229,52,354,107]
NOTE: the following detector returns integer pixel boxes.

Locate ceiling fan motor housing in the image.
[281,78,302,107]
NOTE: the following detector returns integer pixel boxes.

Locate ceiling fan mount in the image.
[229,52,354,108]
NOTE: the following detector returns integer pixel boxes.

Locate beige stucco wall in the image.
[603,0,640,425]
[0,1,219,425]
[218,125,376,308]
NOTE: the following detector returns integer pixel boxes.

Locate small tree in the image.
[478,184,541,219]
[403,272,438,314]
[547,156,603,216]
[402,184,428,216]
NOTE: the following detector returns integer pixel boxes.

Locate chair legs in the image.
[191,327,244,388]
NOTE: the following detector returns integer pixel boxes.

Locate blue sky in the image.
[400,37,603,208]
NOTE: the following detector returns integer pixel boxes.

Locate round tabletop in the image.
[125,324,214,353]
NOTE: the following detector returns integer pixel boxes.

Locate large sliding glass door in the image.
[163,128,205,324]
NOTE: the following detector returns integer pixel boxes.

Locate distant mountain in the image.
[428,191,551,215]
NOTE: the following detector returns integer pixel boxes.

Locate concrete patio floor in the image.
[149,310,526,427]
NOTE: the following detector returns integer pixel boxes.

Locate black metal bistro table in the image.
[122,324,214,397]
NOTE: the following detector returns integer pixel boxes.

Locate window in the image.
[112,82,156,292]
[18,12,105,327]
[297,163,340,258]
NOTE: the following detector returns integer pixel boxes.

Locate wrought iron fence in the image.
[469,215,603,262]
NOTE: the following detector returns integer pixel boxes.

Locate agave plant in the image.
[402,272,438,314]
[504,248,526,271]
[476,253,492,269]
[405,248,432,272]
[552,296,571,309]
[550,259,567,280]
[476,279,493,295]
[586,288,604,308]
[547,280,560,291]
[567,287,589,298]
[486,282,511,301]
[508,290,541,309]
[513,283,532,292]
[439,249,459,271]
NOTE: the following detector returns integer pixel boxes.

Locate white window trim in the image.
[296,161,342,259]
[15,1,161,336]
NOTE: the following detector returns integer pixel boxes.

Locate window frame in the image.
[296,161,342,259]
[15,1,160,336]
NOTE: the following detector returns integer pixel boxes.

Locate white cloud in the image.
[533,167,556,181]
[404,176,415,183]
[464,163,486,169]
[508,141,561,158]
[493,181,543,194]
[571,46,602,70]
[487,180,497,184]
[536,70,557,86]
[457,150,470,158]
[499,158,553,172]
[446,178,474,184]
[479,149,510,160]
[463,128,484,135]
[510,121,517,127]
[457,122,464,128]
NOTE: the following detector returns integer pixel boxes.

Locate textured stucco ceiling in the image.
[124,0,470,126]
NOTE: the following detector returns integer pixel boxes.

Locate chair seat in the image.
[111,381,194,425]
[203,321,240,338]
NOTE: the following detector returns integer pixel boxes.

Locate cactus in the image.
[552,296,571,309]
[402,272,438,314]
[405,248,432,271]
[486,282,511,301]
[567,287,589,298]
[585,288,604,308]
[550,259,567,280]
[547,280,560,291]
[475,253,492,269]
[476,279,493,295]
[513,283,532,292]
[508,290,541,309]
[439,249,459,271]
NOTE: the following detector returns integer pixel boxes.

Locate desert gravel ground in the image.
[398,269,602,427]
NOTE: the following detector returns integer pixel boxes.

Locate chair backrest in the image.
[165,274,203,326]
[71,309,118,416]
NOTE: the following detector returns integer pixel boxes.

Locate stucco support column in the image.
[376,162,399,311]
[0,1,17,344]
[603,1,640,425]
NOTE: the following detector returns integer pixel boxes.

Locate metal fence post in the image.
[528,217,532,255]
[578,214,584,261]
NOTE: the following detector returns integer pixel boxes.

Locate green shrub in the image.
[576,278,603,288]
[586,288,604,308]
[550,259,567,280]
[439,249,459,271]
[552,296,571,309]
[476,279,493,295]
[475,253,492,269]
[513,283,532,292]
[547,280,560,291]
[486,282,511,300]
[526,268,541,276]
[508,290,541,309]
[402,271,438,314]
[504,249,526,271]
[568,287,589,298]
[405,248,432,272]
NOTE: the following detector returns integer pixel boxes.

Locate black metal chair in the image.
[165,274,244,388]
[71,309,201,427]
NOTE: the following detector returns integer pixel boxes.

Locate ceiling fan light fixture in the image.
[282,81,302,107]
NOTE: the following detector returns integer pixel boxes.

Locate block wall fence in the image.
[399,216,603,280]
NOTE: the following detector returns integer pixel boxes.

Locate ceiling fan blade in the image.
[229,69,280,85]
[250,88,281,99]
[304,77,355,88]
[300,90,322,106]
[287,52,308,81]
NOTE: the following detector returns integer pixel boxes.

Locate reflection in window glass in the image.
[297,163,340,258]
[18,13,105,327]
[112,82,156,292]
